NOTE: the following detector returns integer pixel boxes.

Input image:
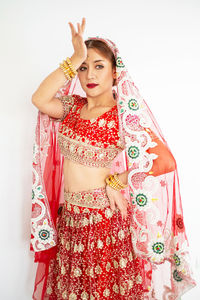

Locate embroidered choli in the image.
[57,94,125,168]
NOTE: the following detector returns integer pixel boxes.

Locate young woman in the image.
[31,18,196,299]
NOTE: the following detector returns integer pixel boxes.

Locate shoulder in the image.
[71,94,87,106]
[59,94,86,107]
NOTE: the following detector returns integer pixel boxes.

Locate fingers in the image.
[122,202,128,220]
[116,197,128,220]
[77,22,82,34]
[81,17,86,32]
[105,185,128,220]
[68,22,76,37]
[68,17,86,36]
[109,197,116,212]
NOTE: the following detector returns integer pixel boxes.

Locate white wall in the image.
[0,0,199,299]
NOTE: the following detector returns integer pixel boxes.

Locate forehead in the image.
[83,48,109,64]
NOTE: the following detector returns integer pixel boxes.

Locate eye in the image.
[79,66,87,71]
[96,65,104,69]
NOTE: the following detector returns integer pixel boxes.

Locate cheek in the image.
[100,70,113,83]
[78,73,85,85]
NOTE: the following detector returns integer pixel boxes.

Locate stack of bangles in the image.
[59,57,77,80]
[105,172,128,191]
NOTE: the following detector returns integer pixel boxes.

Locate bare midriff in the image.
[63,157,111,192]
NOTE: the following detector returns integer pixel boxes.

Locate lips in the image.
[86,83,99,88]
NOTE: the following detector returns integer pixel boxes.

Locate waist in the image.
[64,185,110,209]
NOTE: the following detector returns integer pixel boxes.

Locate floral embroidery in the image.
[81,291,89,299]
[106,262,111,271]
[73,267,82,277]
[62,291,68,299]
[95,265,102,274]
[35,219,54,245]
[128,145,140,159]
[105,208,113,218]
[132,189,152,210]
[152,242,164,254]
[120,285,125,295]
[174,254,181,266]
[118,229,125,240]
[97,239,103,249]
[136,192,147,207]
[113,260,119,268]
[98,119,107,127]
[173,269,183,282]
[176,214,185,232]
[148,237,165,263]
[119,257,127,268]
[69,292,77,300]
[107,120,115,128]
[103,288,110,297]
[113,283,119,293]
[128,98,139,111]
[46,286,52,295]
[116,56,125,67]
[32,185,44,201]
[135,275,142,284]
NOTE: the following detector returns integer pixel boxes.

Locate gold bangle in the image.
[59,63,72,80]
[106,177,120,190]
[113,173,128,189]
[60,62,72,77]
[63,60,74,77]
[106,175,123,191]
[109,175,122,190]
[66,57,78,75]
[109,173,128,190]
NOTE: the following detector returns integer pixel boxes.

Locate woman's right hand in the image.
[68,17,87,61]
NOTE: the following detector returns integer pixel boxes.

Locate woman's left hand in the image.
[105,184,128,220]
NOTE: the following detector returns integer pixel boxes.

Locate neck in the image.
[86,90,116,109]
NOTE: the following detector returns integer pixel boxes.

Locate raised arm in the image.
[31,17,87,120]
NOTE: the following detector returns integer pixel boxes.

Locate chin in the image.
[85,88,102,96]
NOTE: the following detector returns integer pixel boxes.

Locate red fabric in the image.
[59,95,120,149]
[43,188,149,299]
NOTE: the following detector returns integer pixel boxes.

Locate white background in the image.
[0,0,199,299]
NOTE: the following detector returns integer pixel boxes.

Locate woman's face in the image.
[77,48,116,98]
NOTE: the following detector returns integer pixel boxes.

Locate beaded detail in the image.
[56,95,75,122]
[64,186,110,208]
[58,94,125,168]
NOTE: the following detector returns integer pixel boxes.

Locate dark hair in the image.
[84,39,116,86]
[85,40,116,68]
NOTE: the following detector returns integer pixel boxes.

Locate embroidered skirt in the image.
[44,186,145,299]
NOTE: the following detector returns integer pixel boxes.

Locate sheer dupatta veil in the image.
[31,36,196,299]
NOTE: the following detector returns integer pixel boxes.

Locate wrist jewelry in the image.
[59,57,77,80]
[113,173,128,188]
[66,57,77,75]
[106,176,121,191]
[105,173,128,191]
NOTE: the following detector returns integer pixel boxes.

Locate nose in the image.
[86,66,95,79]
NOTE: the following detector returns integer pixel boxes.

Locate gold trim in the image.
[64,187,110,209]
[58,132,123,168]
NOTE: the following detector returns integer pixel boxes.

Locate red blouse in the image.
[58,94,125,168]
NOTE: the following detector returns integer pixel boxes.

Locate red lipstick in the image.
[86,83,99,88]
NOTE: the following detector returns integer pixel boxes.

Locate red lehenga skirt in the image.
[43,186,147,299]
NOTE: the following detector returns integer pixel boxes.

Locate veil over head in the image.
[31,36,196,299]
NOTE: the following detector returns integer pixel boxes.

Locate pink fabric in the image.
[31,37,196,299]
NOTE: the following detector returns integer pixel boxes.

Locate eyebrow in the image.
[82,60,105,65]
